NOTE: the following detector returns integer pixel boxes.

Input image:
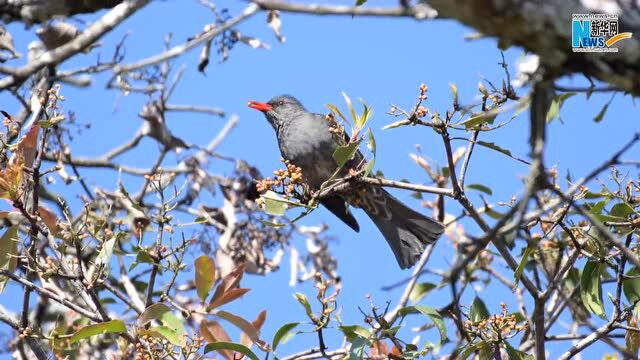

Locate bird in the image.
[248,95,444,269]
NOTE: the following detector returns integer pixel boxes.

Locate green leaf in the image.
[342,92,357,128]
[362,128,376,177]
[470,297,490,322]
[476,141,512,157]
[262,191,287,216]
[505,342,534,359]
[204,342,260,360]
[140,325,182,345]
[70,320,127,344]
[546,92,576,123]
[137,303,173,326]
[610,202,635,219]
[355,0,368,6]
[514,245,535,285]
[358,99,373,129]
[326,104,349,124]
[593,96,614,123]
[413,305,448,343]
[463,112,497,129]
[333,141,361,168]
[349,335,367,360]
[590,198,611,215]
[465,184,493,196]
[160,311,185,335]
[95,235,117,267]
[623,267,640,307]
[272,322,300,351]
[449,83,458,108]
[129,248,154,272]
[339,325,371,341]
[485,206,504,220]
[456,341,484,359]
[593,102,609,123]
[580,260,606,319]
[409,282,437,304]
[293,293,314,319]
[195,255,216,302]
[137,303,185,340]
[509,312,527,323]
[0,225,19,293]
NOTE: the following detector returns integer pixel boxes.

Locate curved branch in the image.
[0,0,150,90]
[255,0,640,93]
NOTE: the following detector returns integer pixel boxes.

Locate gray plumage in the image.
[253,95,444,269]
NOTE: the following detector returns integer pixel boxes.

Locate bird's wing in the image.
[320,194,360,232]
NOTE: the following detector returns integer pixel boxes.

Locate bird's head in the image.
[248,95,306,131]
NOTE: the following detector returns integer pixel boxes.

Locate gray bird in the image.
[248,95,444,269]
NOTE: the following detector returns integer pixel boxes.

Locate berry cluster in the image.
[255,158,303,196]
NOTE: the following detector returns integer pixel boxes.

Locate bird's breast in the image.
[277,124,337,190]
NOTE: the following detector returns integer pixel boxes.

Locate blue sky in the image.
[1,0,638,358]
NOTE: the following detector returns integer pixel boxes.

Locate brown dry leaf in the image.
[0,25,19,57]
[0,156,24,200]
[38,206,59,236]
[409,153,432,176]
[370,339,389,359]
[233,31,270,50]
[200,320,233,360]
[216,310,268,351]
[36,22,79,50]
[240,310,267,347]
[267,10,285,43]
[451,146,466,165]
[391,345,402,356]
[16,124,40,168]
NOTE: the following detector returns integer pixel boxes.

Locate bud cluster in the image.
[419,83,428,100]
[464,303,528,340]
[325,112,345,136]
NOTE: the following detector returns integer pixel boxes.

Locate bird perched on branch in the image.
[248,95,444,269]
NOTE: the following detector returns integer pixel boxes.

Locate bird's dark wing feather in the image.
[320,195,360,232]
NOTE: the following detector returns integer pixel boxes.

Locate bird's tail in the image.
[361,187,444,269]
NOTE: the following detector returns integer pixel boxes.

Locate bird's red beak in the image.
[247,101,272,112]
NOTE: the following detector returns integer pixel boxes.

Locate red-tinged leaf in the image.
[208,263,246,309]
[38,206,59,236]
[195,255,216,302]
[200,320,233,360]
[240,310,267,347]
[16,124,40,168]
[216,310,266,349]
[209,288,251,310]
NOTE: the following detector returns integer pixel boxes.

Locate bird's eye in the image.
[278,100,285,106]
